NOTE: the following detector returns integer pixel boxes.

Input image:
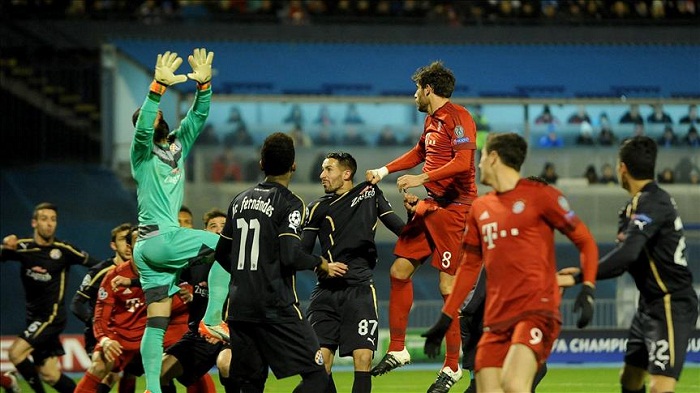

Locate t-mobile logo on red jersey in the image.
[482,222,520,249]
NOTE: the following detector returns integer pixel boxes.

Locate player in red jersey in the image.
[421,133,599,393]
[366,61,478,392]
[75,254,191,393]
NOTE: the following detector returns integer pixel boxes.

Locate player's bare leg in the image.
[352,349,373,393]
[500,344,537,393]
[371,258,418,376]
[620,365,647,393]
[476,368,502,393]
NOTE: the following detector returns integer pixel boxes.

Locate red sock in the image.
[388,276,413,352]
[443,294,462,371]
[75,372,102,393]
[187,374,217,393]
[0,374,12,388]
[118,374,137,393]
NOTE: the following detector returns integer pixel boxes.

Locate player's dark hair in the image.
[132,108,169,142]
[486,133,528,171]
[261,132,295,176]
[326,151,357,180]
[411,61,455,98]
[179,205,193,216]
[203,208,226,227]
[33,202,57,219]
[619,136,656,180]
[111,223,134,242]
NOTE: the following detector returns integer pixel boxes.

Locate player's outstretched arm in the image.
[154,51,188,88]
[187,47,214,85]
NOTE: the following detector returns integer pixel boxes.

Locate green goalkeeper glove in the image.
[154,51,188,86]
[187,48,214,84]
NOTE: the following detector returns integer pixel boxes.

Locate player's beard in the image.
[153,119,171,143]
[620,173,630,192]
[36,227,55,243]
[416,98,429,113]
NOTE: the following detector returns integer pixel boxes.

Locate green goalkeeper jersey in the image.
[130,88,211,229]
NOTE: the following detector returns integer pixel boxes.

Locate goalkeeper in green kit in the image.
[130,48,230,393]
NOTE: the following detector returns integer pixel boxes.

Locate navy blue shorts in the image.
[307,285,379,357]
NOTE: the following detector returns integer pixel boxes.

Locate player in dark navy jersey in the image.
[559,136,698,393]
[217,132,341,393]
[1,202,99,393]
[302,151,405,393]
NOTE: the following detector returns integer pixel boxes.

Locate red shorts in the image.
[475,313,561,372]
[394,201,470,275]
[164,322,189,347]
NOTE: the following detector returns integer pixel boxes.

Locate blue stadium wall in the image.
[113,41,700,98]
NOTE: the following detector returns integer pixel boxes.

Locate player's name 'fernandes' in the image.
[234,195,275,217]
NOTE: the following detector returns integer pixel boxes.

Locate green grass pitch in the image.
[17,365,700,392]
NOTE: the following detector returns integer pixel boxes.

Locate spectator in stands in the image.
[540,162,558,184]
[599,163,618,185]
[598,112,611,128]
[647,103,673,124]
[657,167,675,184]
[284,104,305,126]
[314,104,335,127]
[584,165,598,184]
[674,156,698,183]
[598,126,618,147]
[279,0,310,25]
[690,170,699,185]
[538,124,564,148]
[198,124,219,146]
[377,125,400,146]
[288,124,313,147]
[309,152,326,183]
[575,121,595,146]
[343,103,365,125]
[534,105,559,125]
[470,104,490,131]
[340,125,367,146]
[679,104,698,125]
[657,125,679,148]
[683,126,699,147]
[313,126,337,146]
[567,105,592,124]
[210,148,242,182]
[223,107,253,147]
[619,104,644,124]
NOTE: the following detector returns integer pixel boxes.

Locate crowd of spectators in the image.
[5,0,698,25]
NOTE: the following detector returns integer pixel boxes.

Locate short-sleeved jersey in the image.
[618,182,693,303]
[223,182,308,323]
[462,179,582,329]
[131,89,211,231]
[0,238,93,323]
[419,102,478,203]
[303,182,394,286]
[75,258,118,317]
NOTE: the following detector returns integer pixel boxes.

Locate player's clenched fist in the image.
[366,166,388,184]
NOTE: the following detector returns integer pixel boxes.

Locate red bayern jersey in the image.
[93,261,191,351]
[445,179,597,330]
[387,102,477,204]
[94,261,146,351]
